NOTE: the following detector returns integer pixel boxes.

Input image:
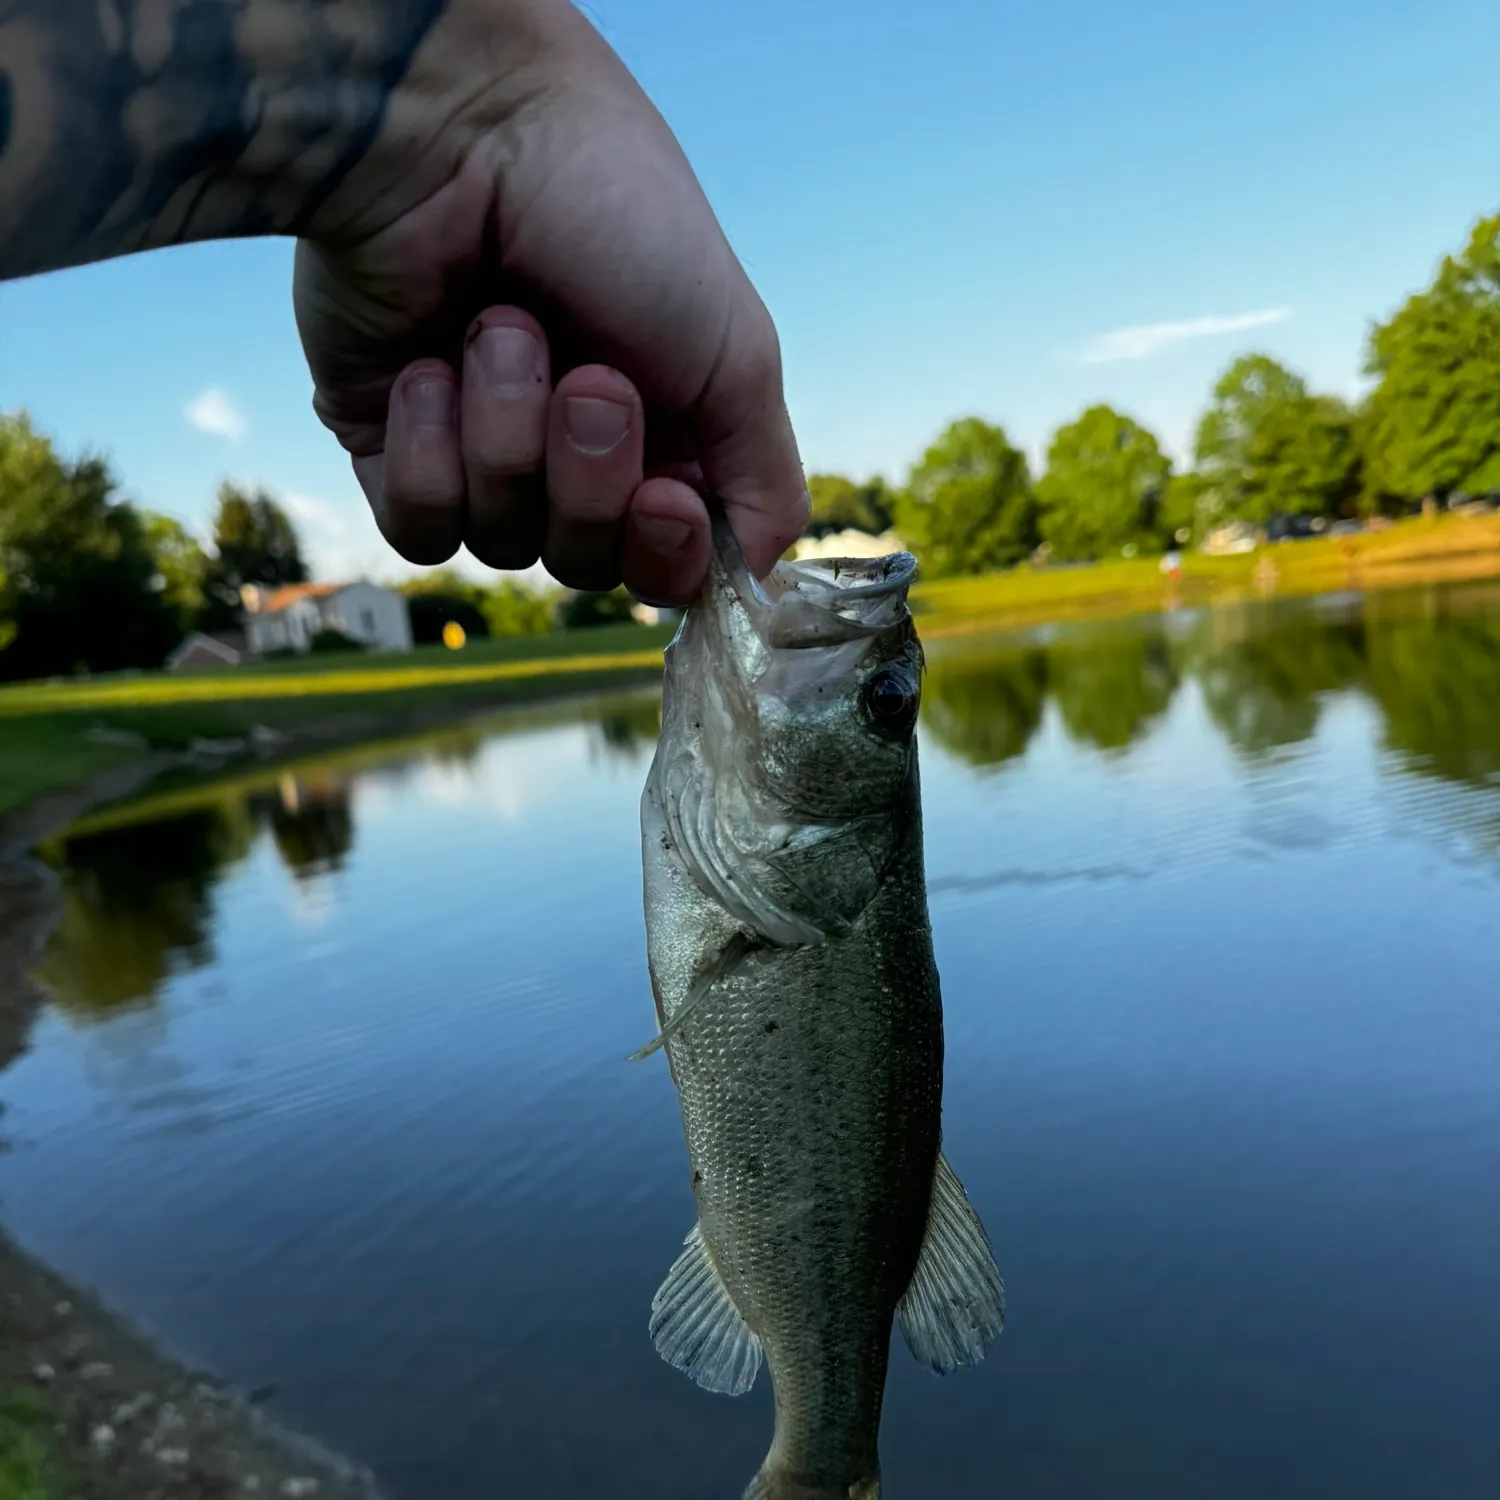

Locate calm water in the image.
[4,582,1500,1499]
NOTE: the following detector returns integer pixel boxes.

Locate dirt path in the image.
[1,759,389,1500]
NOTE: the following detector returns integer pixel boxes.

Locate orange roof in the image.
[254,582,343,612]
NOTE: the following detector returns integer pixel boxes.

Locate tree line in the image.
[0,422,576,681]
[3,208,1496,679]
[810,210,1500,575]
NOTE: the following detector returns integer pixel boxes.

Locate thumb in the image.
[690,292,810,578]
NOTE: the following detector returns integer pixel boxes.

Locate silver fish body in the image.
[637,520,1004,1499]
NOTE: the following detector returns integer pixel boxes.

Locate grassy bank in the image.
[913,510,1500,639]
[0,624,674,822]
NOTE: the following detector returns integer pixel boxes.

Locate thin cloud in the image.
[184,386,248,441]
[283,491,348,538]
[1082,307,1291,364]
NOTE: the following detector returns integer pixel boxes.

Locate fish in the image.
[634,511,1005,1499]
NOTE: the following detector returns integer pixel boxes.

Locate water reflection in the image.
[921,642,1048,769]
[587,693,662,766]
[30,581,1500,1027]
[1180,605,1366,757]
[35,802,256,1019]
[1047,627,1179,753]
[254,774,356,881]
[918,582,1500,792]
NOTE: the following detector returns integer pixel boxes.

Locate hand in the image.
[292,0,809,604]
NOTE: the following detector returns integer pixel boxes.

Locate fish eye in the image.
[860,666,919,735]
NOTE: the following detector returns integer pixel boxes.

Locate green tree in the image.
[1035,406,1172,560]
[1194,354,1305,524]
[559,587,638,629]
[142,512,209,627]
[0,412,181,679]
[483,579,554,637]
[896,418,1038,577]
[1362,211,1500,504]
[400,567,491,644]
[805,473,897,538]
[1237,394,1363,524]
[201,482,308,628]
[1193,354,1362,525]
[1159,469,1214,544]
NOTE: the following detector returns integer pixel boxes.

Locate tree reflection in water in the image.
[29,580,1500,1023]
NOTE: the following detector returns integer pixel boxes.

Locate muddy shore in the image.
[0,758,390,1500]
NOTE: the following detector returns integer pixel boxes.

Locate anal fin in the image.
[896,1152,1005,1375]
[650,1222,762,1396]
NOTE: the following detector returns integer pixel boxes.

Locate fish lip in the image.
[708,505,917,649]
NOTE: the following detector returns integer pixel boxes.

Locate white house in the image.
[241,580,414,655]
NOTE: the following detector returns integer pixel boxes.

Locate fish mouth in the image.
[708,507,917,650]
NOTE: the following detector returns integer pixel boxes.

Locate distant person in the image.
[0,0,809,607]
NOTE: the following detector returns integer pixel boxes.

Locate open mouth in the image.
[709,509,917,650]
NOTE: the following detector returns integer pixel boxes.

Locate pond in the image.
[3,580,1499,1499]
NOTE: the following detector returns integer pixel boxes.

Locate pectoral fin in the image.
[650,1222,762,1396]
[896,1152,1005,1375]
[627,932,756,1062]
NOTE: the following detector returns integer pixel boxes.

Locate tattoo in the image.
[0,1,448,278]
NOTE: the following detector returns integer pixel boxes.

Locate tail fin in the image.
[742,1467,879,1499]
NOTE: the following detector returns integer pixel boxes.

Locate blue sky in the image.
[1,0,1495,583]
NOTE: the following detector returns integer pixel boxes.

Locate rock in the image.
[63,1333,89,1364]
[85,725,149,749]
[54,1299,73,1317]
[281,1480,320,1498]
[189,735,248,759]
[80,1360,115,1380]
[91,1423,116,1453]
[242,1478,262,1493]
[32,1362,55,1383]
[155,1446,191,1466]
[154,1402,186,1433]
[113,1392,155,1425]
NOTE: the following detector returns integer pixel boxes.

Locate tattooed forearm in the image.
[0,0,455,278]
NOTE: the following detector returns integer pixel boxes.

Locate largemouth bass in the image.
[635,514,1004,1499]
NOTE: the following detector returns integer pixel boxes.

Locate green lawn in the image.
[0,623,675,820]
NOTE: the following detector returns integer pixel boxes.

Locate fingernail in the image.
[635,513,693,556]
[477,326,542,394]
[564,396,630,455]
[408,377,454,428]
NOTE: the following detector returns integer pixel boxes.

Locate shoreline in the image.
[0,671,681,1500]
[0,757,395,1500]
